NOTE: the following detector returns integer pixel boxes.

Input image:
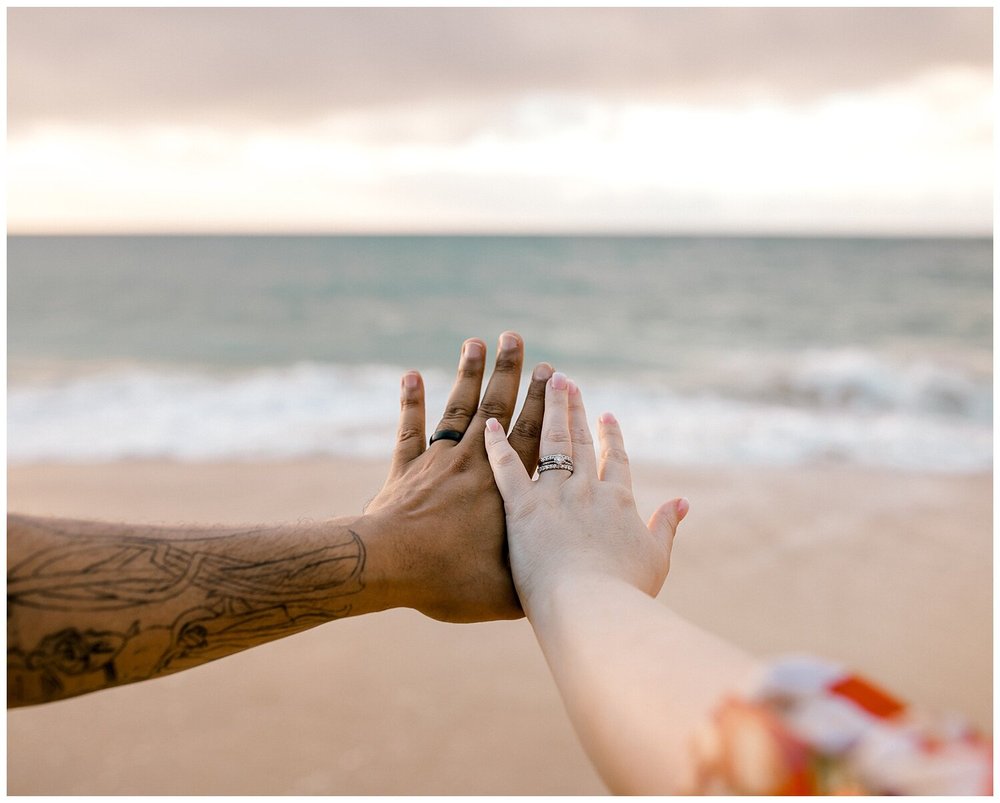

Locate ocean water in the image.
[7,235,992,471]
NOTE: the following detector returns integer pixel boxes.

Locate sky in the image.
[7,7,993,235]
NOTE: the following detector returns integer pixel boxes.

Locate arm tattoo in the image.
[8,523,365,705]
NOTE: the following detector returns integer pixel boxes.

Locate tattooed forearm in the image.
[7,515,366,707]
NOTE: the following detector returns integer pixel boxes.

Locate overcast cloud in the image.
[7,7,992,234]
[8,7,992,129]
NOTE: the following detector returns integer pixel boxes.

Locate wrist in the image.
[358,507,523,623]
[520,568,639,629]
[349,508,452,616]
[320,513,409,616]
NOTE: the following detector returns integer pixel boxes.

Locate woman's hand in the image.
[483,371,689,618]
[482,374,748,796]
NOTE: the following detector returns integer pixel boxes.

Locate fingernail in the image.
[464,341,484,360]
[403,372,419,390]
[567,379,579,395]
[533,363,553,381]
[499,332,519,351]
[486,417,501,433]
[551,371,567,390]
[676,498,690,520]
[599,411,617,425]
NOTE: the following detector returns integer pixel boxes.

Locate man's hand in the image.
[364,331,552,622]
[6,332,550,706]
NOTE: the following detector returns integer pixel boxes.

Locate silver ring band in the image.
[538,453,574,474]
[538,463,574,473]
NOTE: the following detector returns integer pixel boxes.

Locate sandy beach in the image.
[7,458,992,795]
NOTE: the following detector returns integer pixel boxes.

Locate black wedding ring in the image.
[429,429,464,446]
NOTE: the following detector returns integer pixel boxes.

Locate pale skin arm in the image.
[8,332,553,707]
[484,374,761,795]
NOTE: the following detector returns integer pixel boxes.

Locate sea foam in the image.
[7,353,992,472]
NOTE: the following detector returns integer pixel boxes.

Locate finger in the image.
[597,411,632,487]
[464,331,525,443]
[506,362,553,474]
[647,498,690,553]
[484,418,533,501]
[389,371,426,475]
[538,372,573,481]
[566,379,597,477]
[431,338,486,444]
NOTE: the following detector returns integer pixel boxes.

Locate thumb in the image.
[647,497,689,547]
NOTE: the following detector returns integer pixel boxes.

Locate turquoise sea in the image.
[7,235,992,470]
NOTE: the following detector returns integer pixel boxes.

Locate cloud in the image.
[8,7,992,130]
[8,68,991,235]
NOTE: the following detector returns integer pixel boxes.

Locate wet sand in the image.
[7,458,992,794]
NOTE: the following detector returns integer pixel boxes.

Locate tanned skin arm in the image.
[7,515,379,706]
[8,332,552,707]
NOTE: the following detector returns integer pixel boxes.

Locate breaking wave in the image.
[8,352,992,472]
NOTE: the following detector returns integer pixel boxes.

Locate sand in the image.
[6,458,992,795]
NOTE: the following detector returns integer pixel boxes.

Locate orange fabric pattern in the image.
[692,656,991,795]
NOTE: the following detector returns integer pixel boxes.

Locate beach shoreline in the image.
[7,457,992,794]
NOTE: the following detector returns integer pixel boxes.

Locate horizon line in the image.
[6,229,993,240]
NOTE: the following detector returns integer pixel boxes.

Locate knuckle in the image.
[458,364,481,380]
[449,450,476,474]
[443,402,475,420]
[612,486,636,509]
[602,447,630,464]
[543,427,572,444]
[493,449,520,469]
[477,399,511,420]
[570,425,593,444]
[565,481,594,504]
[395,425,423,444]
[399,395,422,410]
[509,418,542,443]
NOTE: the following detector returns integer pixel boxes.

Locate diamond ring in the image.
[538,453,574,474]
